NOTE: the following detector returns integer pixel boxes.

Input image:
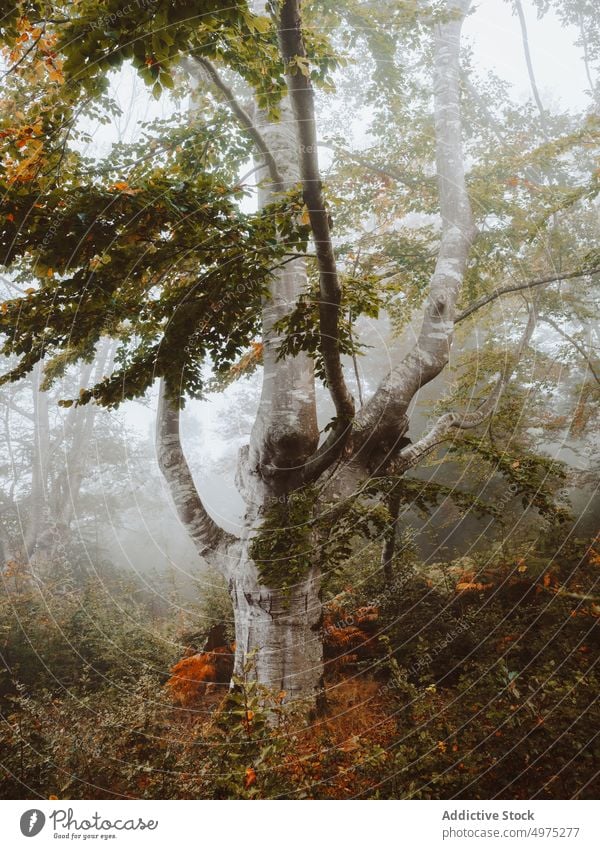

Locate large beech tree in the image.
[1,0,598,706]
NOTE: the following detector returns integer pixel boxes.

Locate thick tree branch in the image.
[455,266,600,324]
[156,379,234,554]
[352,0,475,470]
[396,304,537,471]
[277,0,355,482]
[180,56,284,191]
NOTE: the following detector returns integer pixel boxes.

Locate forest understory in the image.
[1,531,598,800]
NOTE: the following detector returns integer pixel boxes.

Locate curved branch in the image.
[277,0,355,482]
[514,0,549,135]
[180,56,284,191]
[455,266,600,324]
[538,314,600,385]
[396,304,537,472]
[352,0,475,470]
[579,12,598,98]
[156,379,234,555]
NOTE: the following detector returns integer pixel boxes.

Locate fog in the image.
[0,0,597,598]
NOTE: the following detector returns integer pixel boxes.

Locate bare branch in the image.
[156,379,234,555]
[455,266,600,324]
[538,314,600,385]
[514,0,549,134]
[396,305,537,471]
[579,12,598,98]
[0,396,34,422]
[180,56,284,191]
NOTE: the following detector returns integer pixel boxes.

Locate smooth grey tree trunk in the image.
[226,547,323,702]
[230,95,323,702]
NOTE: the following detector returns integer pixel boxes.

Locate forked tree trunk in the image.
[229,91,323,701]
[157,84,324,700]
[159,0,475,710]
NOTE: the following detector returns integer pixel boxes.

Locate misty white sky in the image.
[466,0,589,111]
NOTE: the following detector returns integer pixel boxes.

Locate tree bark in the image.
[244,96,320,499]
[156,379,232,556]
[234,89,324,701]
[514,0,549,134]
[277,0,355,482]
[24,361,50,559]
[226,544,323,702]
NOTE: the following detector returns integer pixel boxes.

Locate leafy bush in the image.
[0,570,175,705]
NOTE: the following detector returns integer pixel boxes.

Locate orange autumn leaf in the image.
[166,654,218,705]
[455,581,493,592]
[109,181,140,196]
[165,645,234,706]
[47,64,64,84]
[244,767,257,789]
